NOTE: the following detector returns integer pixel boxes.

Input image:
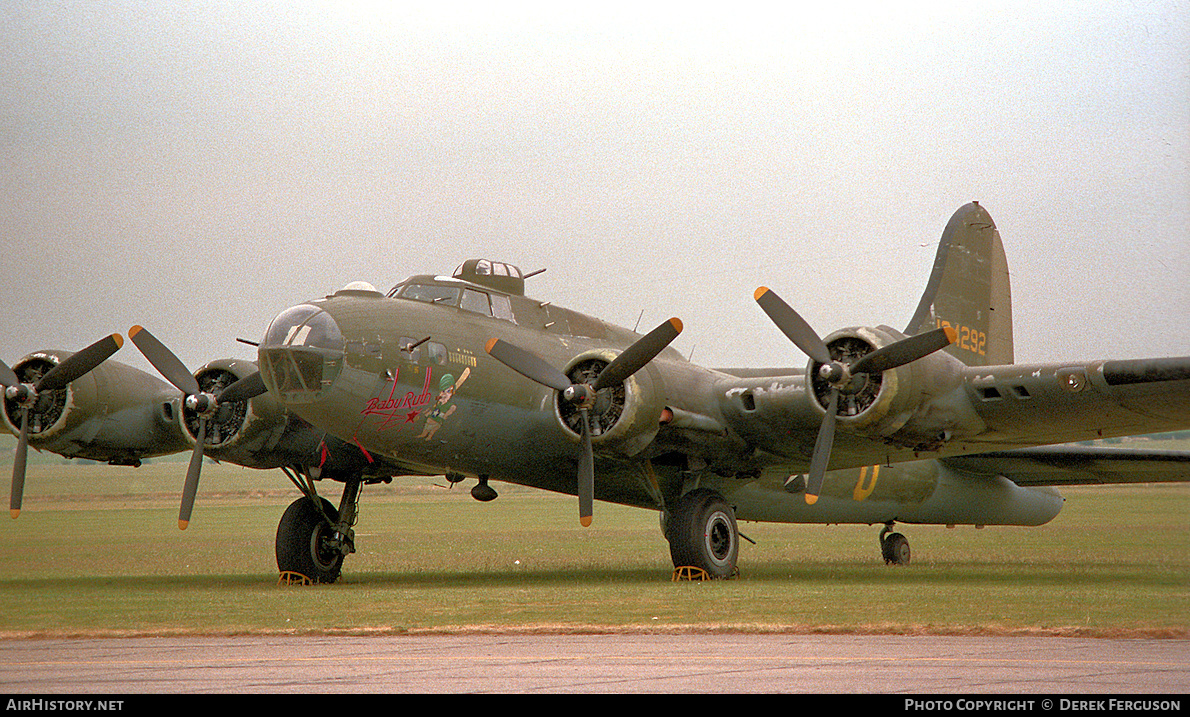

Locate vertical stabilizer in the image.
[905,202,1013,366]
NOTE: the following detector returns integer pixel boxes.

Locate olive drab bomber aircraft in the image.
[4,202,1190,583]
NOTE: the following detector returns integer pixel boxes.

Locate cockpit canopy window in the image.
[395,281,515,324]
[398,284,461,305]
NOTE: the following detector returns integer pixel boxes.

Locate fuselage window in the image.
[460,288,492,316]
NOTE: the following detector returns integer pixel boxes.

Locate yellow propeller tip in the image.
[178,520,189,531]
[753,286,769,301]
[10,509,19,519]
[580,516,592,527]
[484,338,499,354]
[805,494,819,505]
[112,334,125,349]
[942,326,958,343]
[129,325,143,336]
[668,317,683,333]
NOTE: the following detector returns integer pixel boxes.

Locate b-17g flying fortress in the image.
[4,202,1189,582]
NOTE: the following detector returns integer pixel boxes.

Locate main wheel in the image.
[666,489,739,579]
[276,497,345,583]
[882,532,910,565]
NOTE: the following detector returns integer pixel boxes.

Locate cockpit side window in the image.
[399,284,461,305]
[490,294,516,323]
[460,288,492,316]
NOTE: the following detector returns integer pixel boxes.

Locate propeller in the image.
[2,334,124,518]
[486,317,683,526]
[217,370,267,404]
[127,326,265,529]
[754,287,955,504]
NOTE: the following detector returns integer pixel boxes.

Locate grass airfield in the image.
[0,451,1187,638]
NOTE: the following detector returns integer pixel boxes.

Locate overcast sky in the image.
[2,0,1187,379]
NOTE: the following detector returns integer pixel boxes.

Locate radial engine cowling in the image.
[184,358,286,461]
[555,349,666,457]
[810,325,961,450]
[2,353,70,443]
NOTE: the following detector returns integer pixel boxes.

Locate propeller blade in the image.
[578,408,594,527]
[593,318,683,391]
[178,418,206,530]
[850,326,957,375]
[0,360,19,389]
[36,334,124,392]
[128,326,200,396]
[10,408,28,519]
[484,338,571,393]
[754,287,832,365]
[804,389,839,505]
[218,371,266,403]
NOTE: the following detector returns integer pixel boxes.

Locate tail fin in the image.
[904,202,1013,366]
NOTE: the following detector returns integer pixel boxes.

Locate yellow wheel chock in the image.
[277,571,314,586]
[672,566,709,581]
[672,565,740,581]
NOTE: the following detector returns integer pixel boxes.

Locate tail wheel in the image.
[276,497,344,583]
[882,532,911,565]
[666,489,739,579]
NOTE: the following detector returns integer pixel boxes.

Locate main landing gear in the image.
[880,522,911,565]
[275,469,363,584]
[665,489,739,579]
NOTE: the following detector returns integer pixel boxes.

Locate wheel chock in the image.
[672,566,741,581]
[277,571,314,586]
[672,566,709,581]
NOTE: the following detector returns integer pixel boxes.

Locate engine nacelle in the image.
[1,351,188,464]
[185,358,289,463]
[555,349,666,457]
[811,326,963,451]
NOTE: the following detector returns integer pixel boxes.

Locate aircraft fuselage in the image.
[257,276,1064,528]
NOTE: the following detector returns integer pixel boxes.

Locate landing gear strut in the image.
[880,522,910,565]
[665,489,739,579]
[275,470,362,583]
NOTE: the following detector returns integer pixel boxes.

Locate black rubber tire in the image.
[882,532,911,565]
[276,497,344,583]
[666,489,739,579]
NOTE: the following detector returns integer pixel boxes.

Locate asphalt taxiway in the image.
[2,633,1188,693]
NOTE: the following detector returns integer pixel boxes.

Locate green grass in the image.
[0,460,1186,638]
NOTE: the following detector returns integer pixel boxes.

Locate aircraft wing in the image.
[956,356,1190,449]
[713,355,1190,479]
[943,444,1190,486]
